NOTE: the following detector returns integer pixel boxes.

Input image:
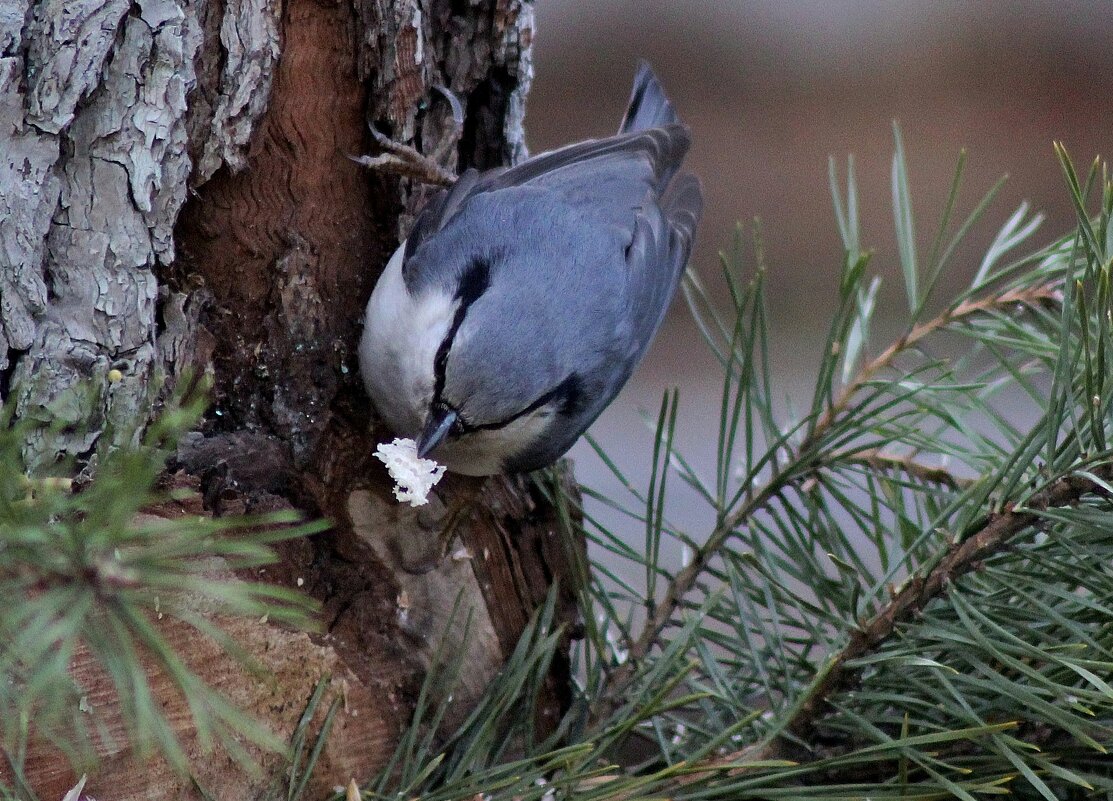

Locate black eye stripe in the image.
[457,374,584,434]
[432,255,492,403]
[427,252,580,439]
[454,255,491,305]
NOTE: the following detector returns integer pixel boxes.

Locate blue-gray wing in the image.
[403,125,690,272]
[623,171,703,363]
[505,171,703,472]
[403,61,690,268]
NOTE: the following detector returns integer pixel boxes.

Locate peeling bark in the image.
[1,0,578,798]
[191,0,282,180]
[2,0,200,467]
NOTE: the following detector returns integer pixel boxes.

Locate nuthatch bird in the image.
[360,63,703,476]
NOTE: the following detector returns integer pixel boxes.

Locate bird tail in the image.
[663,172,704,248]
[619,61,681,134]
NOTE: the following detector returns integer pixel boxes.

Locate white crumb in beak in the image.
[374,437,446,506]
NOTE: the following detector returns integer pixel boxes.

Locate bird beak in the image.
[417,407,458,459]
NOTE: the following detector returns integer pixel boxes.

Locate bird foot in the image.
[350,131,457,187]
[351,86,464,188]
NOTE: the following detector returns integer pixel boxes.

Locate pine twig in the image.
[833,447,976,490]
[808,284,1061,447]
[602,283,1059,704]
[719,464,1113,764]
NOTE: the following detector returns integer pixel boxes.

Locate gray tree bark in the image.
[1,1,580,797]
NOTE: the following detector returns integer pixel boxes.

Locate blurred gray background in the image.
[525,1,1113,544]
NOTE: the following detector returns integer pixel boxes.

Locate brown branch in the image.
[716,465,1112,765]
[835,447,976,490]
[602,284,1059,706]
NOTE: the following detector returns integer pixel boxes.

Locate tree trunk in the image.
[1,1,580,797]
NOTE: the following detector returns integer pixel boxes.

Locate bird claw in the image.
[428,84,465,162]
[349,136,457,187]
[351,85,463,188]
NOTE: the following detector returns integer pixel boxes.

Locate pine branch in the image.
[0,381,324,779]
[809,283,1060,446]
[601,282,1060,704]
[720,463,1113,764]
[829,446,976,490]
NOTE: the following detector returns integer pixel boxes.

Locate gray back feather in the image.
[403,63,691,271]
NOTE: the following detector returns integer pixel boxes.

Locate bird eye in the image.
[434,401,471,437]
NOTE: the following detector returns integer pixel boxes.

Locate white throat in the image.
[434,407,556,475]
[359,242,456,437]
